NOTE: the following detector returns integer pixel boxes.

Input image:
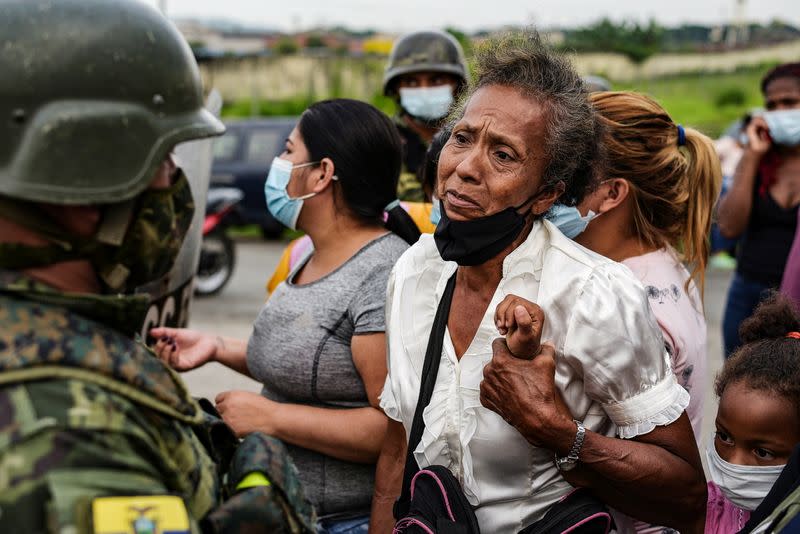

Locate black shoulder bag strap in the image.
[394,272,458,519]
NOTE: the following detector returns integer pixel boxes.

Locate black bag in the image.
[393,274,480,534]
[518,489,613,534]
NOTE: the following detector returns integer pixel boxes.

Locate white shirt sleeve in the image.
[561,262,690,439]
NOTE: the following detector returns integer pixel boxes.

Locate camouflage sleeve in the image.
[0,380,218,533]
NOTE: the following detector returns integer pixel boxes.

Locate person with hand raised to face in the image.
[718,62,800,356]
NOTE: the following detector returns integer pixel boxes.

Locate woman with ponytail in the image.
[564,91,721,532]
[570,91,722,442]
[152,99,416,533]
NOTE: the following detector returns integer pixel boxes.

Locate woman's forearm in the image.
[213,336,250,376]
[370,419,407,534]
[717,150,761,238]
[270,403,389,464]
[559,414,706,533]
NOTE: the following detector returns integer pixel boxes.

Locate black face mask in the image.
[434,196,535,266]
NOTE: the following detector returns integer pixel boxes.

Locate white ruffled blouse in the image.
[380,220,690,533]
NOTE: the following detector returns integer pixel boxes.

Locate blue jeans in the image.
[722,273,772,357]
[317,514,370,534]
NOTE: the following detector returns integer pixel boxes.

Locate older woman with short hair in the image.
[371,32,706,533]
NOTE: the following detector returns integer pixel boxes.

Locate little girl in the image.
[706,292,800,532]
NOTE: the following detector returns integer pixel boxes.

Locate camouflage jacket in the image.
[0,272,315,533]
[394,115,429,202]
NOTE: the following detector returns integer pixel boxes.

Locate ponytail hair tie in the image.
[384,199,401,212]
[786,332,800,339]
[677,124,686,147]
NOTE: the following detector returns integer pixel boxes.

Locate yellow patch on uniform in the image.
[91,495,190,534]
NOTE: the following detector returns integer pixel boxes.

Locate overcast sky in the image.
[142,0,799,32]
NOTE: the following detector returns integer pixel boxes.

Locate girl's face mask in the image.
[706,438,784,511]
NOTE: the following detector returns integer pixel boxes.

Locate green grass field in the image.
[221,64,777,141]
[614,65,775,138]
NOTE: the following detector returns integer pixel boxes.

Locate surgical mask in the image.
[544,204,597,239]
[430,197,442,226]
[263,156,320,230]
[434,196,534,266]
[706,438,784,511]
[399,86,454,121]
[761,109,800,146]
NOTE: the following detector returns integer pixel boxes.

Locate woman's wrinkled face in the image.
[714,380,800,466]
[436,85,550,221]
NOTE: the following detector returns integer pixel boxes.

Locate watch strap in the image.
[555,420,585,468]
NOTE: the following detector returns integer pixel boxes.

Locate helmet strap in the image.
[95,199,136,246]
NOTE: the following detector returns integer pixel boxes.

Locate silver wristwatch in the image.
[554,420,585,472]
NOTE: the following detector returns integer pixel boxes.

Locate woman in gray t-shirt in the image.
[152,99,419,529]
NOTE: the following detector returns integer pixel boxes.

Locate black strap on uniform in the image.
[394,272,457,519]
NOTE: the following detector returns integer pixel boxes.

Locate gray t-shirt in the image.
[247,232,409,516]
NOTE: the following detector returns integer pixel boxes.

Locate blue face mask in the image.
[263,156,321,230]
[544,204,597,239]
[399,86,454,121]
[430,197,442,226]
[762,109,800,146]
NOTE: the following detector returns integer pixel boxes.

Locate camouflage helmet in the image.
[0,0,225,205]
[383,30,469,96]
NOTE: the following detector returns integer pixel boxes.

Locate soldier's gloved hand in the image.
[150,327,217,371]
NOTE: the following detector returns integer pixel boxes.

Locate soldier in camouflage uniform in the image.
[0,1,314,532]
[383,31,469,202]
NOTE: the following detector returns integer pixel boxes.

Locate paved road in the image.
[183,236,734,450]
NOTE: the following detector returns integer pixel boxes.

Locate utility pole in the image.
[727,0,748,47]
[159,0,167,15]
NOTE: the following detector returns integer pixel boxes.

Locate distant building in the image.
[174,19,273,55]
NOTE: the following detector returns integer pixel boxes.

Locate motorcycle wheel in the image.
[195,230,235,296]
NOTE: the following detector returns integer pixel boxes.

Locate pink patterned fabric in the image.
[622,248,706,444]
[706,482,751,533]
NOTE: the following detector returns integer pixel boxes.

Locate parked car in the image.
[210,117,297,238]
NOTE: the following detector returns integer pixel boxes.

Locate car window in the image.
[213,133,240,162]
[246,129,284,165]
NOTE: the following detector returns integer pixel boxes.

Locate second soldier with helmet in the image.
[383,30,469,202]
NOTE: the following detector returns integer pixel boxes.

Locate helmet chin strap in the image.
[95,200,136,246]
